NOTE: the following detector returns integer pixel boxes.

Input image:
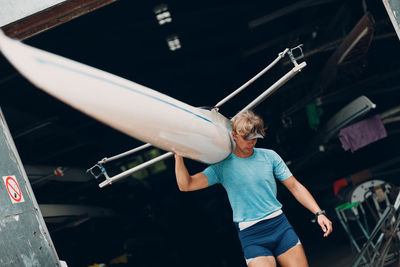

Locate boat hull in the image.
[0,31,233,164]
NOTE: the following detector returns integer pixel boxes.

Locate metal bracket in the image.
[287,44,304,67]
[86,163,110,180]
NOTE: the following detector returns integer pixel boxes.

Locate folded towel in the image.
[338,115,387,152]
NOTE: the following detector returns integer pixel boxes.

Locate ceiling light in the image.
[153,4,172,25]
[166,35,181,51]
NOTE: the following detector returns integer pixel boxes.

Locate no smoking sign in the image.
[3,175,25,203]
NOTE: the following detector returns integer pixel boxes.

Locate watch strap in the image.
[315,210,326,219]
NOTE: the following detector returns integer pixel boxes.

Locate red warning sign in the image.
[3,175,24,203]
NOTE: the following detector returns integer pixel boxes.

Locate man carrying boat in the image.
[174,110,332,267]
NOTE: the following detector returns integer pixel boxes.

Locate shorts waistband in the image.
[236,210,283,231]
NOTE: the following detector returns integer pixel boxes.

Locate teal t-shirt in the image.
[202,148,292,223]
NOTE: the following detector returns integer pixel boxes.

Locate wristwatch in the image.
[315,210,326,220]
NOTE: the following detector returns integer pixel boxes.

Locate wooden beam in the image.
[1,0,118,40]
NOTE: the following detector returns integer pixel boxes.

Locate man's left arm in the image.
[281,176,333,237]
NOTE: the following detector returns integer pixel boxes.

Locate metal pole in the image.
[99,143,152,163]
[351,207,393,267]
[376,212,400,267]
[237,62,307,115]
[335,207,363,253]
[99,152,173,188]
[214,48,289,108]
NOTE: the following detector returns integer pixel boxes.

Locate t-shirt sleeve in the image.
[271,150,292,181]
[201,165,220,186]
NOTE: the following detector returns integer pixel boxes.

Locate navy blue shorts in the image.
[235,213,300,260]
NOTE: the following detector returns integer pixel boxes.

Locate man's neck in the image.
[234,148,254,158]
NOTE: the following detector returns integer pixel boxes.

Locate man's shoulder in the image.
[255,148,276,155]
[254,148,281,161]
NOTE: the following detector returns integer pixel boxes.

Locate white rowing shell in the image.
[322,95,376,143]
[0,31,233,164]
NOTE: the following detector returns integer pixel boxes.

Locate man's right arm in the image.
[174,154,209,191]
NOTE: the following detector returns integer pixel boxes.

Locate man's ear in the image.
[232,131,238,141]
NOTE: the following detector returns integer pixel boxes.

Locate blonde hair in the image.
[232,110,265,137]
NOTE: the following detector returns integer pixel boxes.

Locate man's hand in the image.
[317,215,333,237]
